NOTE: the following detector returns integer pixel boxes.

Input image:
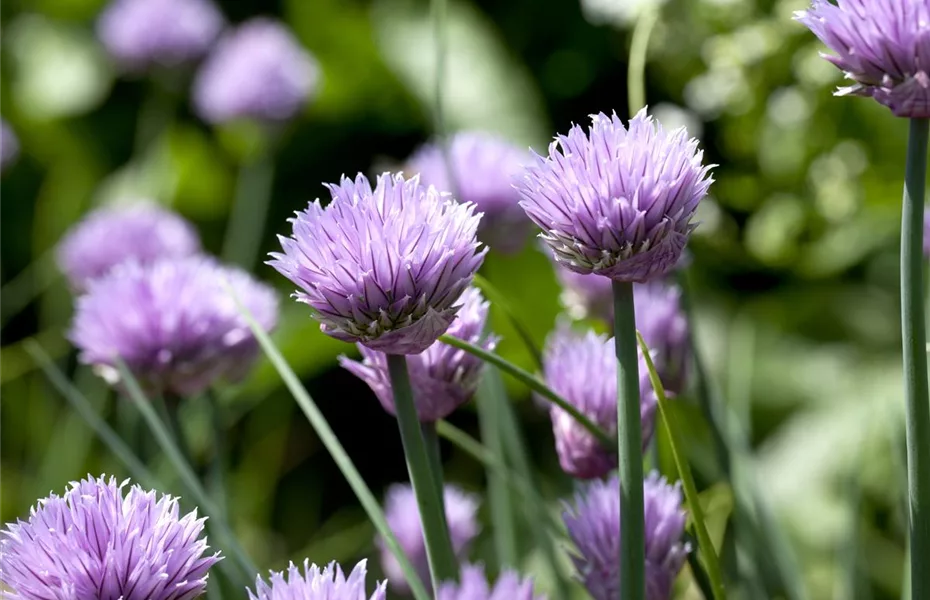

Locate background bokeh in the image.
[0,0,915,598]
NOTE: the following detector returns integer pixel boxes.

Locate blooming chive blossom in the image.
[97,0,223,69]
[249,560,386,600]
[57,201,202,292]
[542,326,658,479]
[563,473,689,600]
[340,287,497,421]
[408,132,533,254]
[270,172,486,355]
[437,563,546,600]
[1,119,19,172]
[378,483,480,593]
[0,475,220,600]
[795,0,930,118]
[70,256,279,397]
[193,18,320,123]
[516,109,713,283]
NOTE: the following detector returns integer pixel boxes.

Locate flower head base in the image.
[0,475,220,600]
[796,0,930,118]
[563,472,689,600]
[517,109,713,282]
[193,18,320,123]
[378,483,480,593]
[2,119,19,172]
[57,201,202,292]
[70,256,278,397]
[542,326,658,479]
[270,172,486,355]
[249,559,386,600]
[97,0,223,69]
[437,564,546,600]
[408,132,532,254]
[340,287,497,421]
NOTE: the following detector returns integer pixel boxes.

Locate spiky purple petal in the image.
[248,559,386,600]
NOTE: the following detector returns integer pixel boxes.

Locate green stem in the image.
[627,6,659,114]
[901,117,930,600]
[208,390,228,519]
[222,154,276,270]
[612,281,645,600]
[386,354,459,588]
[0,250,60,327]
[421,422,450,530]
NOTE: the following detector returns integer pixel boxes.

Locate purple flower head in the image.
[270,172,486,355]
[70,256,279,397]
[407,132,533,254]
[563,472,690,600]
[553,262,614,323]
[193,18,320,124]
[437,564,546,600]
[0,475,221,600]
[249,559,386,600]
[97,0,223,69]
[57,201,202,292]
[340,287,497,421]
[1,119,19,172]
[517,109,713,283]
[378,483,480,593]
[542,326,658,479]
[795,0,930,118]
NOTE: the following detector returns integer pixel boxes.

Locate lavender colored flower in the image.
[57,201,202,292]
[517,109,713,283]
[1,119,19,172]
[70,255,278,397]
[634,281,690,394]
[408,132,532,254]
[924,212,930,258]
[97,0,223,69]
[193,18,320,124]
[340,287,496,421]
[378,483,480,594]
[437,564,546,600]
[563,472,689,600]
[0,475,220,600]
[553,262,614,322]
[270,172,486,355]
[795,0,930,118]
[542,326,658,479]
[249,559,386,600]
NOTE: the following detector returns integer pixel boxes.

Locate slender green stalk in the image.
[901,117,930,600]
[473,274,543,369]
[439,334,614,449]
[627,6,659,114]
[387,354,459,588]
[686,539,717,600]
[421,422,450,528]
[222,154,276,270]
[0,251,59,327]
[208,390,228,519]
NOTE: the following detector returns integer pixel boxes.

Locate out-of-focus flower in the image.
[925,213,930,257]
[97,0,223,69]
[340,287,496,421]
[634,281,690,394]
[407,132,532,254]
[57,201,201,292]
[563,472,689,600]
[249,559,386,600]
[70,256,278,397]
[193,18,320,123]
[437,564,545,600]
[1,119,19,172]
[0,475,220,600]
[516,109,713,283]
[378,483,480,594]
[553,262,614,322]
[795,0,930,118]
[269,172,485,355]
[542,326,657,479]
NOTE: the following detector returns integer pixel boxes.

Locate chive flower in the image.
[270,172,486,355]
[1,119,19,172]
[0,475,221,600]
[249,559,386,600]
[437,564,546,600]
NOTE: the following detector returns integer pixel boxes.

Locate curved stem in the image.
[627,6,659,114]
[222,153,276,270]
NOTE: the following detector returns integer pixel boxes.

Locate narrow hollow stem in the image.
[612,280,645,600]
[386,354,459,588]
[901,117,930,600]
[208,390,228,519]
[627,6,659,115]
[421,421,450,530]
[222,153,276,270]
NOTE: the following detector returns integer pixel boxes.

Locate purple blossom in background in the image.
[437,564,546,600]
[924,212,930,257]
[542,326,658,479]
[634,281,690,394]
[270,172,486,355]
[1,119,19,172]
[193,18,320,123]
[563,472,689,600]
[378,483,480,594]
[97,0,223,69]
[795,0,930,118]
[70,256,278,397]
[57,201,201,292]
[249,559,386,600]
[0,475,220,600]
[516,109,713,283]
[553,262,614,322]
[340,287,497,421]
[408,132,533,254]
